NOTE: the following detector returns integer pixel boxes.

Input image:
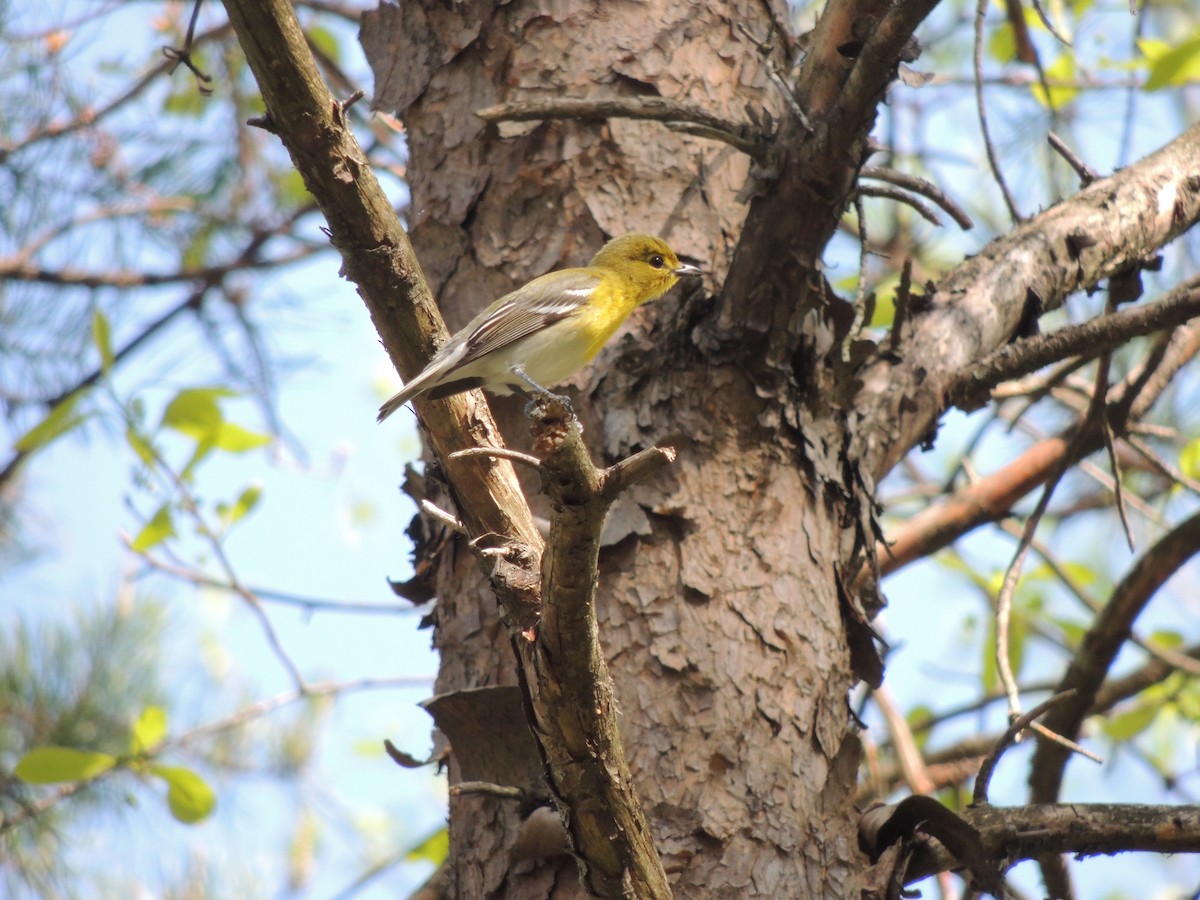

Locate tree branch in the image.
[896,803,1200,887]
[946,276,1200,411]
[878,322,1200,577]
[221,0,543,585]
[857,123,1200,479]
[476,96,766,159]
[513,403,675,898]
[1029,509,1200,801]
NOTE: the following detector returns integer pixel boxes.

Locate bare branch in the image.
[945,277,1200,412]
[858,184,943,227]
[513,404,675,898]
[858,124,1200,478]
[1030,507,1200,802]
[477,96,765,159]
[860,165,974,230]
[972,691,1082,806]
[973,0,1022,222]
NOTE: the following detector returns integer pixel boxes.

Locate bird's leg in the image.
[511,367,575,421]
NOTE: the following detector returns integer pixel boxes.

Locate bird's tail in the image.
[377,382,420,423]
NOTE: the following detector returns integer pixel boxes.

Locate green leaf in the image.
[161,388,230,440]
[160,389,269,456]
[1180,437,1200,481]
[1175,683,1200,722]
[163,88,207,117]
[983,610,1026,693]
[212,422,272,453]
[179,438,216,483]
[306,25,341,65]
[93,309,115,372]
[131,706,168,755]
[273,168,312,208]
[1031,53,1080,109]
[1147,629,1184,651]
[217,483,263,528]
[151,765,216,824]
[988,23,1017,64]
[1103,703,1157,740]
[15,746,117,783]
[405,827,449,865]
[131,503,176,553]
[125,427,158,466]
[14,395,85,453]
[1144,33,1200,91]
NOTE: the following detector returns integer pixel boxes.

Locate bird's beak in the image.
[674,262,704,277]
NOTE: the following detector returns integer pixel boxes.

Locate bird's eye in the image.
[648,254,665,269]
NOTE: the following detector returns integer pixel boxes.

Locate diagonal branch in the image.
[221,0,542,566]
[857,122,1200,480]
[1029,509,1200,800]
[878,322,1200,577]
[945,276,1200,411]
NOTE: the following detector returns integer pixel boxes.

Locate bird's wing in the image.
[459,269,600,364]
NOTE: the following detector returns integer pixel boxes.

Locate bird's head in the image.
[590,233,703,304]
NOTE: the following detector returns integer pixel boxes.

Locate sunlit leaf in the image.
[131,706,168,755]
[1103,703,1157,740]
[1175,683,1200,722]
[1144,33,1200,91]
[307,26,341,65]
[405,827,449,864]
[164,88,206,117]
[212,422,272,453]
[125,427,158,466]
[1031,53,1079,109]
[151,765,217,824]
[131,503,176,553]
[161,388,231,439]
[15,746,117,783]
[274,168,312,207]
[217,483,263,528]
[1147,630,1184,651]
[1179,437,1200,481]
[93,309,115,372]
[14,395,85,453]
[988,23,1017,64]
[180,438,216,483]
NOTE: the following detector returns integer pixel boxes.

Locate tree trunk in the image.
[366,0,865,895]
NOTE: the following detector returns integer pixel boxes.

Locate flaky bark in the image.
[363,0,867,895]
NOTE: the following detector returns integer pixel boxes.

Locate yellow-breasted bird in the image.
[377,232,702,422]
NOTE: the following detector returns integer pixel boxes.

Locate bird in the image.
[377,232,702,422]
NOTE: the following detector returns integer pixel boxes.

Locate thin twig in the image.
[1047,132,1099,186]
[136,548,426,614]
[1030,0,1073,47]
[162,0,214,94]
[857,184,942,227]
[1125,434,1200,499]
[449,781,533,801]
[973,0,1022,222]
[973,690,1079,806]
[844,192,874,363]
[421,499,467,535]
[448,445,543,470]
[735,22,812,131]
[1028,720,1103,763]
[860,165,974,230]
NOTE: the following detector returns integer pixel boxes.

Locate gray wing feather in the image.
[376,269,598,422]
[461,270,598,362]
